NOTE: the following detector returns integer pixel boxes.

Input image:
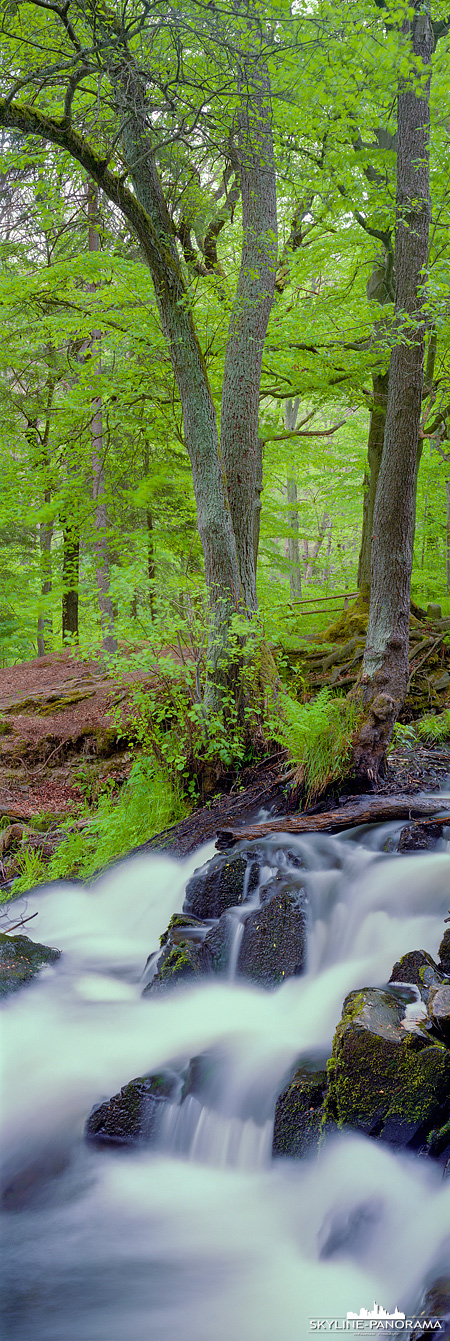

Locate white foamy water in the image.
[1,819,450,1338]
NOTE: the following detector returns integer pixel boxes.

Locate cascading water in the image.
[1,814,450,1340]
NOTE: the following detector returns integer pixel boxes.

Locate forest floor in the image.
[0,647,450,856]
[0,648,161,820]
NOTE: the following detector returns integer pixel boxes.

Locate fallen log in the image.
[216,795,450,848]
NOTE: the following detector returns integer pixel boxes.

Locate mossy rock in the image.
[183,848,261,920]
[324,986,450,1150]
[237,880,307,988]
[272,1067,327,1158]
[389,950,444,998]
[143,937,204,995]
[0,933,60,996]
[439,929,450,976]
[85,1069,181,1146]
[159,912,207,950]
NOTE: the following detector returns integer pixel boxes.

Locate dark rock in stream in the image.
[272,1068,327,1158]
[428,984,450,1042]
[183,848,262,920]
[439,928,450,976]
[0,932,60,997]
[85,1070,181,1146]
[408,1278,450,1341]
[324,987,450,1152]
[397,822,443,852]
[389,949,444,998]
[236,878,308,987]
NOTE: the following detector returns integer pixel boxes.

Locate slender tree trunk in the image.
[87,184,118,655]
[357,370,389,600]
[143,444,156,620]
[352,2,433,782]
[62,516,79,642]
[220,47,277,610]
[37,492,53,657]
[304,512,331,584]
[116,98,242,668]
[284,399,302,599]
[446,481,450,595]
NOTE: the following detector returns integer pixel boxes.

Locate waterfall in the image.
[1,818,450,1339]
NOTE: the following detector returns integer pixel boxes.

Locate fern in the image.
[416,710,450,744]
[273,688,358,801]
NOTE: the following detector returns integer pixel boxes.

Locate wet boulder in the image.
[143,913,211,995]
[0,932,60,997]
[429,984,450,1043]
[272,1067,327,1159]
[183,848,261,920]
[438,928,450,976]
[237,880,308,988]
[397,822,443,852]
[200,915,235,976]
[325,986,450,1150]
[389,950,443,999]
[85,1070,181,1146]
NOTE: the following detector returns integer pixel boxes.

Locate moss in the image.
[273,1068,328,1158]
[325,987,450,1147]
[0,932,60,996]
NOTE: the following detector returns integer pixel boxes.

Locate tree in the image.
[0,0,280,687]
[352,0,435,780]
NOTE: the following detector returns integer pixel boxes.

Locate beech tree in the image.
[0,0,280,685]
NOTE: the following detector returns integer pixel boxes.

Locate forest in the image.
[0,0,449,871]
[2,6,450,1341]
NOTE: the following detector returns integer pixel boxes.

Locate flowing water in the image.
[2,814,450,1339]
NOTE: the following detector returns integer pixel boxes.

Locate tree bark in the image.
[61,515,79,642]
[352,1,433,783]
[357,370,389,600]
[37,492,53,657]
[283,399,302,599]
[220,42,277,610]
[87,184,118,655]
[216,796,450,848]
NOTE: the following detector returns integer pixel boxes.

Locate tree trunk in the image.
[283,400,302,600]
[87,184,118,655]
[357,370,389,600]
[143,445,156,620]
[220,48,277,610]
[62,515,79,642]
[352,2,433,783]
[446,480,450,595]
[304,511,331,584]
[37,492,53,657]
[253,436,264,576]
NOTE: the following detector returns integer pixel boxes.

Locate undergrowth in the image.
[390,709,450,750]
[272,687,359,802]
[9,759,188,894]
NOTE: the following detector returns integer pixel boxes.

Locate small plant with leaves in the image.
[416,710,450,744]
[272,687,359,802]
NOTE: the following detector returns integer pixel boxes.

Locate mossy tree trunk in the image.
[352,1,433,783]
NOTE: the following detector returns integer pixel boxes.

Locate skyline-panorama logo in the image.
[309,1300,443,1332]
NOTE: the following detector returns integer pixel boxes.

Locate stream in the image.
[2,812,450,1339]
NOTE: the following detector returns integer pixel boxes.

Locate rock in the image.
[272,1068,327,1158]
[159,912,208,948]
[85,1070,181,1146]
[325,987,450,1150]
[397,822,443,852]
[201,915,235,975]
[143,936,204,995]
[427,603,442,620]
[429,984,450,1042]
[237,880,307,987]
[439,928,450,976]
[0,932,60,996]
[183,848,261,920]
[409,1277,450,1341]
[389,950,443,998]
